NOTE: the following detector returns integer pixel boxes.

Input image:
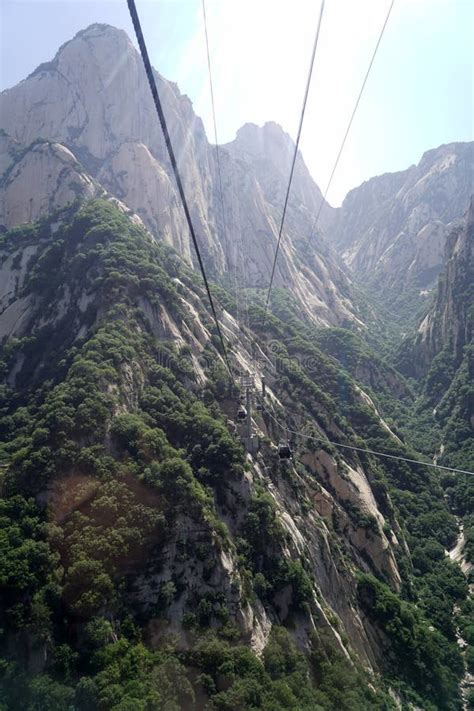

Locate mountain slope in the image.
[0,135,101,228]
[0,20,472,711]
[331,142,473,320]
[0,198,468,709]
[395,198,473,622]
[417,196,473,369]
[405,197,473,476]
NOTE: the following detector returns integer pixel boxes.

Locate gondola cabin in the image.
[278,441,292,459]
[237,406,247,421]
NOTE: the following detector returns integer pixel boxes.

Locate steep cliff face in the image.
[398,201,473,593]
[331,142,473,313]
[392,197,473,545]
[0,139,100,228]
[417,197,473,366]
[0,24,220,263]
[227,121,335,234]
[0,23,357,328]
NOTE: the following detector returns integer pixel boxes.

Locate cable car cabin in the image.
[237,406,247,421]
[256,403,262,411]
[278,441,292,460]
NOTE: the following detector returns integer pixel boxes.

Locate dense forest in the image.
[0,199,472,710]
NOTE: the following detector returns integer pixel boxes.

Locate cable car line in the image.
[126,0,235,386]
[262,0,326,328]
[260,401,474,476]
[127,0,470,480]
[301,0,396,256]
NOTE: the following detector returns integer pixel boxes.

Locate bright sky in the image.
[1,0,473,205]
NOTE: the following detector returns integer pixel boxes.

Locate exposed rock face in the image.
[96,142,193,263]
[303,449,401,589]
[0,131,21,177]
[222,122,355,326]
[0,199,406,674]
[0,22,470,709]
[331,142,473,307]
[0,139,99,228]
[417,196,473,366]
[227,121,335,234]
[0,23,356,327]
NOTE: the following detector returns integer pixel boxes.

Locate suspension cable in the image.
[126,0,235,385]
[262,0,326,328]
[301,0,395,255]
[261,401,474,476]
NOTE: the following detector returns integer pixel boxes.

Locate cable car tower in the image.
[238,374,260,455]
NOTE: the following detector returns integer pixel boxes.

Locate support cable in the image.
[261,401,474,476]
[301,0,395,255]
[262,0,326,327]
[127,0,234,385]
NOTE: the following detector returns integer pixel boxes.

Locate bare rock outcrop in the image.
[331,142,473,309]
[0,139,99,229]
[417,196,473,366]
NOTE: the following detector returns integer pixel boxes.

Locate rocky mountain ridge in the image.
[2,23,471,334]
[417,196,473,366]
[331,141,473,317]
[0,136,101,228]
[0,23,354,329]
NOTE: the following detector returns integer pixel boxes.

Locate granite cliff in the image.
[331,142,473,318]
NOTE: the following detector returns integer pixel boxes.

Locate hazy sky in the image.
[1,0,473,205]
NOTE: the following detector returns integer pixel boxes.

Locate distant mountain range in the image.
[2,23,471,331]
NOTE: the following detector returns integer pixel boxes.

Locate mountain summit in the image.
[332,141,473,316]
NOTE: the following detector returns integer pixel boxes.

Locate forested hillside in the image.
[0,198,471,710]
[396,199,474,586]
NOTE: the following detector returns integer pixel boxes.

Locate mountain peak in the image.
[60,21,136,60]
[233,121,294,155]
[63,22,133,51]
[75,22,127,37]
[418,140,472,166]
[332,139,473,317]
[22,22,135,90]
